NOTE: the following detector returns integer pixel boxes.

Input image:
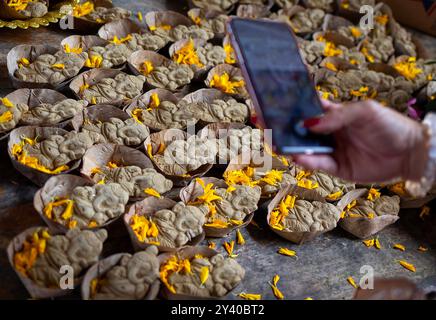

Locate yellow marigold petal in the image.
[73,1,95,18]
[367,188,381,201]
[205,220,229,229]
[14,230,50,276]
[1,97,14,108]
[157,143,166,155]
[189,12,202,25]
[68,219,78,229]
[209,72,245,94]
[18,57,30,67]
[272,274,280,286]
[131,108,144,123]
[271,285,284,300]
[172,39,204,67]
[417,246,428,252]
[90,167,102,176]
[226,185,236,193]
[200,266,209,285]
[268,275,284,299]
[324,62,338,72]
[375,14,389,25]
[0,111,13,123]
[149,93,160,109]
[393,56,423,80]
[88,220,98,228]
[362,239,374,247]
[223,240,238,258]
[347,276,358,289]
[224,44,236,64]
[107,161,118,169]
[261,169,284,186]
[347,200,357,210]
[277,247,297,257]
[236,229,245,245]
[208,241,216,249]
[85,55,103,68]
[350,27,362,38]
[79,83,90,94]
[297,179,319,190]
[374,238,382,250]
[44,198,75,224]
[238,292,262,300]
[326,190,343,201]
[398,260,416,272]
[130,215,159,243]
[64,44,83,54]
[393,243,406,251]
[150,24,171,31]
[194,254,204,260]
[41,230,50,239]
[361,47,375,63]
[146,144,153,159]
[111,34,132,45]
[147,220,159,238]
[349,58,359,65]
[323,42,342,57]
[144,188,161,198]
[37,239,46,254]
[140,60,154,75]
[230,219,244,226]
[51,63,65,70]
[90,278,99,298]
[183,259,192,274]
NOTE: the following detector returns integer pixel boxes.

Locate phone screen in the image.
[229,18,334,154]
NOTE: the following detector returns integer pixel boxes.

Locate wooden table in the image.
[1,0,436,300]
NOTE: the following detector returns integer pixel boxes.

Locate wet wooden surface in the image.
[0,1,436,300]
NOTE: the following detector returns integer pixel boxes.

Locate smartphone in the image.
[227,18,334,154]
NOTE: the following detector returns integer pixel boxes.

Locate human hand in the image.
[293,100,429,184]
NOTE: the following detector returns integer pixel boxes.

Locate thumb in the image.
[305,102,363,134]
[293,154,339,176]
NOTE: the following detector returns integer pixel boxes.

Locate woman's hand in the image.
[293,100,429,183]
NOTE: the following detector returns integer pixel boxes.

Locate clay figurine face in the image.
[80,73,145,105]
[281,199,341,232]
[20,228,107,288]
[11,1,48,18]
[20,99,87,126]
[153,25,214,42]
[130,202,206,248]
[84,6,131,23]
[92,166,173,198]
[191,0,238,12]
[82,117,150,147]
[15,51,88,86]
[90,247,160,300]
[162,252,245,297]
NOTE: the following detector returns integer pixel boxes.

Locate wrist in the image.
[405,122,430,181]
[405,113,436,198]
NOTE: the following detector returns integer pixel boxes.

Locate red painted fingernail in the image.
[250,114,258,124]
[303,117,321,128]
